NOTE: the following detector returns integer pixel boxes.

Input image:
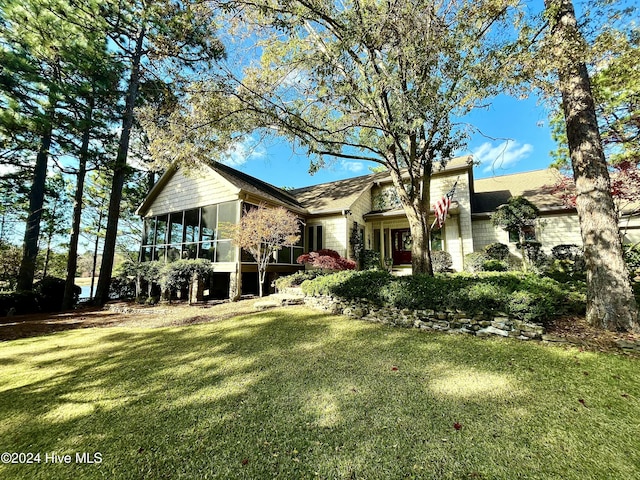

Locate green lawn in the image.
[1,307,638,479]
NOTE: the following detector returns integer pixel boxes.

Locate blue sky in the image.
[220,92,558,189]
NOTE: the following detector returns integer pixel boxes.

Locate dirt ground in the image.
[0,299,638,355]
[0,298,264,341]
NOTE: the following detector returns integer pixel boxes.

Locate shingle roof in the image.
[291,156,474,214]
[472,169,568,213]
[209,162,304,211]
[290,171,387,214]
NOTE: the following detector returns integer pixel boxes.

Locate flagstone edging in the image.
[303,295,544,340]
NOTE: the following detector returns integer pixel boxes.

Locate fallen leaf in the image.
[391,366,398,371]
[621,393,629,398]
[242,458,249,465]
[453,422,462,431]
[578,398,587,407]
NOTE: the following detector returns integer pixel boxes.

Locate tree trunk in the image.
[407,208,433,276]
[94,27,146,306]
[16,105,55,291]
[63,98,94,310]
[547,0,638,332]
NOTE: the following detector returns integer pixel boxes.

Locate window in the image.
[140,201,240,264]
[308,225,323,251]
[430,229,443,251]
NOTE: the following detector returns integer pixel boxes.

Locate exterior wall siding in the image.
[308,215,349,257]
[146,167,239,217]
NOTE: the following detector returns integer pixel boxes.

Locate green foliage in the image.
[0,276,81,315]
[274,270,324,290]
[302,270,585,323]
[161,259,214,293]
[482,259,509,272]
[33,276,80,312]
[360,250,381,270]
[624,244,640,277]
[491,197,539,235]
[464,252,490,272]
[484,242,510,261]
[431,250,453,273]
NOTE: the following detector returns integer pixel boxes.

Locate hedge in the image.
[301,270,585,323]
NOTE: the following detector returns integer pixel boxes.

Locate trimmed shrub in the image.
[34,276,80,312]
[484,242,509,261]
[301,270,585,323]
[464,252,490,272]
[431,251,453,273]
[274,270,324,290]
[624,244,640,277]
[481,259,508,272]
[360,250,381,270]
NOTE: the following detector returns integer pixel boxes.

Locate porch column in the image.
[379,221,385,268]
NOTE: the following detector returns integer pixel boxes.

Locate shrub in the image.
[431,251,453,273]
[0,291,40,316]
[464,252,490,272]
[301,270,585,323]
[360,250,381,270]
[162,259,214,299]
[274,270,324,290]
[34,276,80,312]
[624,244,640,277]
[551,244,582,261]
[297,249,356,271]
[481,259,508,272]
[484,242,509,261]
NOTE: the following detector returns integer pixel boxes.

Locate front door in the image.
[392,229,412,265]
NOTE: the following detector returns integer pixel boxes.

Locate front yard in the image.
[1,305,638,479]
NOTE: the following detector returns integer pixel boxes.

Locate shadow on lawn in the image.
[0,308,638,479]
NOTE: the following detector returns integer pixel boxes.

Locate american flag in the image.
[432,179,458,229]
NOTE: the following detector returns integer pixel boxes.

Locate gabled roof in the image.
[291,170,388,214]
[210,162,304,212]
[291,155,474,214]
[472,169,568,214]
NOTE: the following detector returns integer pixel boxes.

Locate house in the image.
[136,157,640,299]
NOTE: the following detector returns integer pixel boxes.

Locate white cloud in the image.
[223,135,267,166]
[472,140,533,173]
[341,161,365,174]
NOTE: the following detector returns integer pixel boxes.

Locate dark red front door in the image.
[392,229,412,265]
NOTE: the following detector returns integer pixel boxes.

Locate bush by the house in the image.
[481,259,509,272]
[484,242,510,261]
[624,244,640,278]
[431,250,453,273]
[297,249,356,271]
[360,249,381,270]
[301,270,585,323]
[464,252,490,272]
[274,270,325,290]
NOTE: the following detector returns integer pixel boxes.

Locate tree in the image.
[93,0,226,306]
[187,0,529,275]
[543,0,638,332]
[229,205,300,297]
[297,249,356,271]
[491,196,539,270]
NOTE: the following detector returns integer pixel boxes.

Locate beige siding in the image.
[309,215,349,257]
[472,219,509,253]
[537,214,583,252]
[621,216,640,244]
[146,166,240,217]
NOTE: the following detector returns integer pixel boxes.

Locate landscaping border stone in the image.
[303,295,544,340]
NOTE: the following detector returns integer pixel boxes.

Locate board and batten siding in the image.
[145,167,240,217]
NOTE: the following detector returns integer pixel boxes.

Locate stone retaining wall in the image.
[304,295,544,340]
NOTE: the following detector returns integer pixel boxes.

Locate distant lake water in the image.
[79,285,93,299]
